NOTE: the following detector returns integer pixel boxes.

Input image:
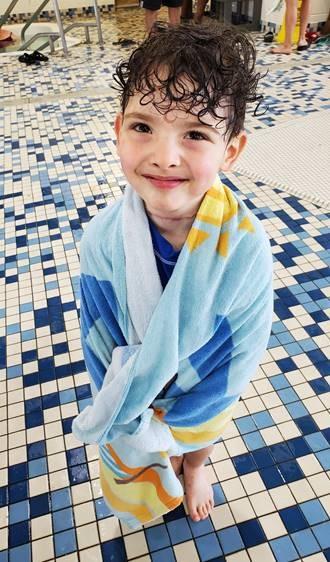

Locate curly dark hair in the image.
[113,21,262,142]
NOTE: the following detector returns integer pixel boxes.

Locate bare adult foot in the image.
[270,45,292,54]
[183,459,214,522]
[170,455,183,476]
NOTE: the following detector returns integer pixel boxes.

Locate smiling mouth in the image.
[143,175,187,189]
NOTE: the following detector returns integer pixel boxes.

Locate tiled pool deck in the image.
[0,9,329,562]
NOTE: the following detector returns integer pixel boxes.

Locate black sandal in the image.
[18,53,40,65]
[297,43,310,52]
[32,50,49,61]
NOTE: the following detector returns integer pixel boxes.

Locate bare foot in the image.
[170,455,183,476]
[183,459,214,522]
[270,45,292,55]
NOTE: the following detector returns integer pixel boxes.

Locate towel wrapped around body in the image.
[72,177,273,528]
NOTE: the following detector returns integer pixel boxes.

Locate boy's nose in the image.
[150,137,181,169]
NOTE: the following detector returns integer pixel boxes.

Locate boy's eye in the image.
[186,130,208,141]
[132,122,151,134]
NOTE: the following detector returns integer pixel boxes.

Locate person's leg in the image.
[271,0,298,54]
[298,0,311,46]
[145,9,159,33]
[168,6,182,25]
[194,0,208,23]
[183,445,214,521]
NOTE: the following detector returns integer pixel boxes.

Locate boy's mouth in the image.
[142,174,187,190]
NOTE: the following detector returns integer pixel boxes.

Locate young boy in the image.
[73,22,273,528]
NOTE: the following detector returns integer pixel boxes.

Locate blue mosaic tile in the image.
[270,535,299,562]
[151,547,176,562]
[217,525,245,554]
[167,518,192,544]
[145,525,171,551]
[196,533,223,560]
[291,528,321,557]
[54,528,77,557]
[312,521,330,550]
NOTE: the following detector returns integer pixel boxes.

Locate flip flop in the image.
[18,53,40,65]
[297,43,310,52]
[32,50,49,61]
[112,38,136,47]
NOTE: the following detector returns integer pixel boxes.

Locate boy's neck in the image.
[147,211,196,251]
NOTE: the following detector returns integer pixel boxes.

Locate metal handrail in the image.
[0,0,20,28]
[21,0,50,42]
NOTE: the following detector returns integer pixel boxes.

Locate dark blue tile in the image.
[196,533,223,561]
[8,463,28,484]
[324,547,330,562]
[279,506,308,533]
[295,415,319,435]
[25,411,44,428]
[54,528,77,557]
[29,493,51,518]
[286,437,311,457]
[163,503,186,522]
[252,447,275,468]
[237,519,266,548]
[101,538,127,562]
[62,416,74,435]
[9,520,30,548]
[278,460,304,483]
[232,453,257,475]
[269,443,293,463]
[308,378,329,395]
[0,486,7,507]
[9,481,28,503]
[167,518,192,544]
[145,524,171,551]
[276,357,297,373]
[68,463,89,485]
[66,447,86,467]
[259,466,285,488]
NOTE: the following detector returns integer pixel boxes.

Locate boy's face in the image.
[115,91,246,220]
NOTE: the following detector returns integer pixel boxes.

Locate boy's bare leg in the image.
[298,0,311,46]
[271,0,297,54]
[145,9,159,33]
[183,445,214,521]
[194,0,208,23]
[170,455,183,475]
[168,6,182,25]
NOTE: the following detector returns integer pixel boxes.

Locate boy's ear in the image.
[114,113,123,142]
[221,131,247,172]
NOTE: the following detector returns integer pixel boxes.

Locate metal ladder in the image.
[1,0,104,56]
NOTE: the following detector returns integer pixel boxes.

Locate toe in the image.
[190,509,200,522]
